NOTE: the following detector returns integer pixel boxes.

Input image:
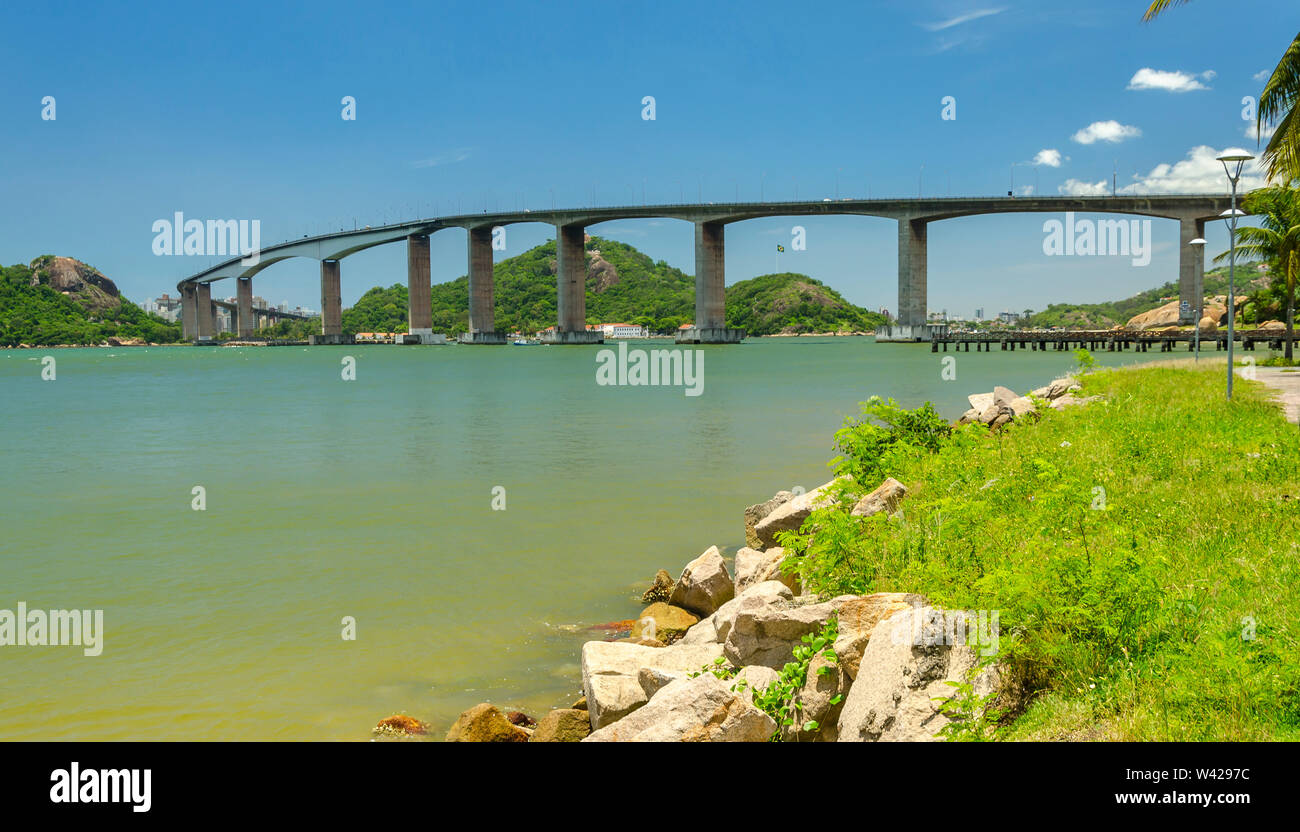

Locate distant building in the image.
[974,307,984,321]
[597,322,648,338]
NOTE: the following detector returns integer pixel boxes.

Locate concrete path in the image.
[1252,367,1300,424]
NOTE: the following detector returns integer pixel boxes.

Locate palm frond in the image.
[1142,0,1192,22]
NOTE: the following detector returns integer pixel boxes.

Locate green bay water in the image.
[0,337,1168,740]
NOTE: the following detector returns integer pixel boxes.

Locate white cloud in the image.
[1126,68,1210,92]
[1201,70,1216,82]
[1058,178,1110,196]
[1245,121,1277,141]
[1254,69,1270,82]
[411,148,473,168]
[922,7,1007,31]
[1071,120,1142,145]
[1057,145,1267,196]
[1031,148,1063,167]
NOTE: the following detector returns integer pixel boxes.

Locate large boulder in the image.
[992,386,1018,407]
[732,665,779,705]
[1031,377,1079,400]
[580,640,724,729]
[967,392,995,413]
[582,674,777,742]
[1126,299,1181,330]
[734,546,800,594]
[744,491,795,548]
[1259,320,1286,331]
[630,602,700,644]
[833,592,927,680]
[724,594,852,669]
[838,607,1000,742]
[445,703,530,742]
[850,478,908,518]
[668,546,735,616]
[530,709,591,742]
[709,580,796,645]
[782,653,849,742]
[1008,396,1037,420]
[752,478,849,548]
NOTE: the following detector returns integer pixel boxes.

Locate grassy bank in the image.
[781,364,1300,740]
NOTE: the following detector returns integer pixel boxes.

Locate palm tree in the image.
[1145,2,1300,185]
[1213,186,1300,358]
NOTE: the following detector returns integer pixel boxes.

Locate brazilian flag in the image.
[777,244,785,252]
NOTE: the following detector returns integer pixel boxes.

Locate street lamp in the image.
[1217,149,1254,400]
[1189,237,1206,360]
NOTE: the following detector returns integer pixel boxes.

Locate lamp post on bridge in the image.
[1217,149,1254,401]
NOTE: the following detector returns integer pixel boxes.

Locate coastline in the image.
[427,368,1087,742]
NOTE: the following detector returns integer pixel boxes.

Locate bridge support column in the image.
[181,284,198,341]
[678,221,744,344]
[1179,217,1207,325]
[195,283,215,341]
[877,216,936,342]
[404,234,443,344]
[236,277,254,338]
[544,223,603,344]
[463,227,506,344]
[311,259,350,345]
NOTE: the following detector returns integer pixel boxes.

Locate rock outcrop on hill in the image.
[28,256,122,314]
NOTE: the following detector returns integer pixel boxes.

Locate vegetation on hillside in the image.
[725,273,886,335]
[0,261,182,346]
[780,364,1300,740]
[329,236,882,336]
[1024,266,1267,329]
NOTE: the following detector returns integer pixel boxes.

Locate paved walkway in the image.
[1252,367,1300,424]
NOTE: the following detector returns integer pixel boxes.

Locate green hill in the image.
[342,235,884,336]
[1024,265,1272,329]
[0,256,183,346]
[725,273,884,335]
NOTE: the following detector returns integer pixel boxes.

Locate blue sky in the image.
[1,0,1291,317]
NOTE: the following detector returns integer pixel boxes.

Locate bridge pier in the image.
[877,216,940,342]
[404,234,442,344]
[679,221,744,344]
[463,227,506,344]
[195,283,215,341]
[236,277,254,338]
[1179,216,1207,325]
[544,223,603,344]
[181,284,198,341]
[312,259,350,345]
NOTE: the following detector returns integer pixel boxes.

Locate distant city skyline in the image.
[2,0,1288,316]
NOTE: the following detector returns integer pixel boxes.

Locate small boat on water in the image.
[512,338,542,346]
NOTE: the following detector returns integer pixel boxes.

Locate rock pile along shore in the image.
[427,375,1084,742]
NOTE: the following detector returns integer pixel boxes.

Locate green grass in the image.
[782,365,1300,740]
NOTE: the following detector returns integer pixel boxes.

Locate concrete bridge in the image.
[209,298,309,334]
[175,194,1241,345]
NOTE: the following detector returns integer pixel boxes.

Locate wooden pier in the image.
[928,329,1294,354]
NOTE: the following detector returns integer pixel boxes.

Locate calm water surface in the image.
[0,337,1168,739]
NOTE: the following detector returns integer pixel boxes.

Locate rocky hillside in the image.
[1025,265,1271,330]
[28,255,123,314]
[0,256,182,346]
